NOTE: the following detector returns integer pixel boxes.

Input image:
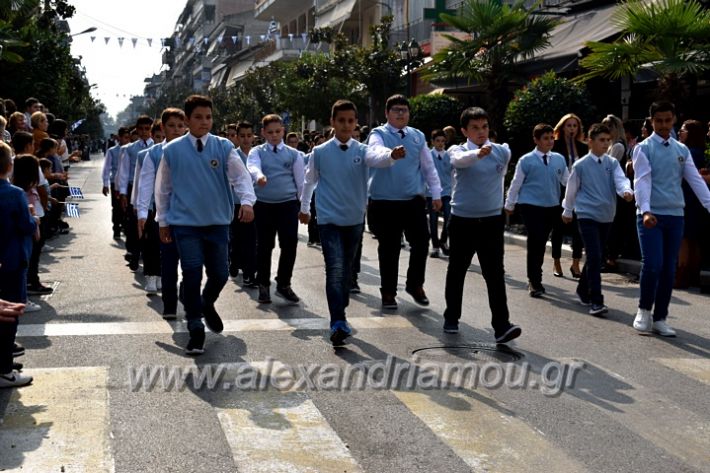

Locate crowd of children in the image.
[3,92,710,387]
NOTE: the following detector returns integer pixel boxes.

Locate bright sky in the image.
[67,0,186,119]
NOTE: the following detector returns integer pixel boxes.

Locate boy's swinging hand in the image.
[298,212,310,225]
[238,204,254,223]
[623,192,634,202]
[159,226,172,244]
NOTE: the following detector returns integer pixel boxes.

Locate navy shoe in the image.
[185,327,205,355]
[589,304,608,316]
[495,324,522,344]
[443,320,459,334]
[202,300,224,334]
[330,321,352,347]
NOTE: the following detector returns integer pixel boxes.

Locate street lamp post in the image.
[398,38,420,97]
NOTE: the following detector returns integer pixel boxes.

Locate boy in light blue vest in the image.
[505,124,569,297]
[118,116,154,272]
[427,129,452,258]
[367,94,442,310]
[632,101,710,337]
[101,126,129,240]
[155,95,255,355]
[443,107,521,343]
[137,108,186,319]
[228,122,257,287]
[299,100,404,346]
[562,123,633,316]
[247,114,305,305]
[134,123,165,294]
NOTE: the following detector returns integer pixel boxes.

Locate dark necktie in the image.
[663,141,669,147]
[273,145,278,153]
[398,129,405,139]
[196,139,203,152]
[598,158,602,164]
[542,154,548,166]
[340,144,348,151]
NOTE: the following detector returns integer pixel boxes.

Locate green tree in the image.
[425,0,558,131]
[577,0,710,103]
[504,71,595,156]
[408,94,462,139]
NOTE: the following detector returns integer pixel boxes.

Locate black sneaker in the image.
[27,283,53,295]
[528,283,544,298]
[276,286,300,303]
[185,327,205,355]
[349,281,361,294]
[495,325,522,344]
[128,257,140,272]
[123,252,133,262]
[443,320,459,334]
[589,304,608,316]
[381,290,398,310]
[202,301,224,334]
[258,285,272,304]
[330,321,352,347]
[405,286,430,306]
[12,343,25,357]
[113,231,121,240]
[242,275,258,288]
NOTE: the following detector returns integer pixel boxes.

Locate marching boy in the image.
[155,95,255,355]
[561,123,633,316]
[299,100,404,346]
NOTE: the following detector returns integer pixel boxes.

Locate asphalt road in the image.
[1,156,708,473]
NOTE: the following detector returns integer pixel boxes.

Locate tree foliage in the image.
[504,71,595,156]
[424,0,558,130]
[577,0,710,101]
[408,94,462,139]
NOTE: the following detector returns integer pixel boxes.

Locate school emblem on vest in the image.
[284,161,292,169]
[210,159,219,168]
[496,164,504,173]
[677,156,684,163]
[353,157,362,164]
[556,168,562,175]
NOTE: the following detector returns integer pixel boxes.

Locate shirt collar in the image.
[266,140,284,151]
[650,132,672,146]
[465,139,490,150]
[334,137,353,147]
[533,148,550,158]
[589,151,606,160]
[385,123,406,135]
[188,133,209,147]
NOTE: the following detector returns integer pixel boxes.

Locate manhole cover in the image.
[412,344,524,363]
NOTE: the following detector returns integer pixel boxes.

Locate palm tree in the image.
[577,0,710,102]
[424,0,558,131]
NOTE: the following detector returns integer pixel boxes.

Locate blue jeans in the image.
[171,225,229,330]
[160,237,180,315]
[637,214,684,320]
[318,223,364,326]
[427,196,451,248]
[576,219,611,305]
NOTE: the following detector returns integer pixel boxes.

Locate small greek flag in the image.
[65,203,80,218]
[69,186,84,199]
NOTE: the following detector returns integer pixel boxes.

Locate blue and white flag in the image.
[69,186,84,199]
[65,203,80,218]
[70,119,85,131]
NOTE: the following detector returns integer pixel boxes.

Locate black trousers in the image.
[444,214,510,334]
[367,197,429,294]
[550,212,584,259]
[0,269,24,374]
[110,184,124,235]
[254,200,299,288]
[519,204,560,286]
[229,204,257,278]
[143,210,161,276]
[307,193,320,244]
[124,183,139,261]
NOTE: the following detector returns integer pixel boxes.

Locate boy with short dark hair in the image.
[505,123,569,297]
[562,124,633,315]
[118,115,154,271]
[229,121,257,287]
[102,126,130,240]
[632,101,710,337]
[247,114,305,304]
[443,107,521,343]
[428,129,452,258]
[300,100,402,345]
[0,142,36,387]
[155,95,255,354]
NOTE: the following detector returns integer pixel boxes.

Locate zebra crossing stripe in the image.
[0,367,114,472]
[652,357,710,386]
[394,390,587,472]
[217,392,363,473]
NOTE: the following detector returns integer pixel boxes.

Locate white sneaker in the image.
[144,276,158,294]
[156,277,162,291]
[0,370,33,388]
[652,320,677,337]
[633,308,652,332]
[24,301,41,313]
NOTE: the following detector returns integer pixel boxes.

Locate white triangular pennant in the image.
[231,35,237,45]
[245,35,251,45]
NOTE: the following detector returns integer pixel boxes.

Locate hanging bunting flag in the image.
[90,36,96,42]
[104,37,110,45]
[188,37,195,47]
[160,38,166,47]
[245,35,251,45]
[259,34,266,42]
[288,33,294,44]
[147,38,153,47]
[203,36,209,45]
[175,38,181,48]
[231,35,238,45]
[131,38,138,48]
[117,37,125,47]
[217,34,223,44]
[301,32,308,43]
